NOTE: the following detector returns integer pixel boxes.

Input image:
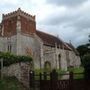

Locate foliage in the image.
[68,67,84,73]
[34,68,84,80]
[56,69,67,74]
[77,43,90,66]
[0,76,27,90]
[0,52,32,67]
[82,54,90,67]
[77,45,88,58]
[89,34,90,42]
[35,69,44,74]
[77,35,90,59]
[35,68,67,75]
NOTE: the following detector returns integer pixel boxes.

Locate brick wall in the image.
[2,15,36,37]
[21,16,36,34]
[3,16,17,36]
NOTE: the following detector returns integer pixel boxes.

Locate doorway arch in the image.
[44,61,51,72]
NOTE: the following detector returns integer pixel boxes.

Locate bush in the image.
[0,52,32,67]
[0,76,27,90]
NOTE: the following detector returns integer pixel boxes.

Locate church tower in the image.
[0,8,36,55]
[1,8,36,37]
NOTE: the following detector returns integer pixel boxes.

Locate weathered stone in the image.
[2,62,30,88]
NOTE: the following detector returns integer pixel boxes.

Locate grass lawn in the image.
[68,67,84,79]
[0,77,27,90]
[35,67,85,80]
[68,67,84,73]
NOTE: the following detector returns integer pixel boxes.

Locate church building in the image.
[0,8,81,71]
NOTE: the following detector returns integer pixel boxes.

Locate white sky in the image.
[0,0,90,47]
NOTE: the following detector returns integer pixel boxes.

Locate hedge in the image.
[0,52,32,67]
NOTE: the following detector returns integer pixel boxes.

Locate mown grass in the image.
[68,67,84,73]
[68,67,84,79]
[34,67,85,80]
[0,77,27,90]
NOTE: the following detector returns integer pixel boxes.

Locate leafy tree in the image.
[77,45,88,58]
[82,54,90,79]
[89,35,90,43]
[82,54,90,67]
[77,35,90,64]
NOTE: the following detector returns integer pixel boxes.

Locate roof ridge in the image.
[36,30,71,50]
[36,30,60,40]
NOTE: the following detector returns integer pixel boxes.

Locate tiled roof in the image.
[36,30,71,50]
[66,43,79,55]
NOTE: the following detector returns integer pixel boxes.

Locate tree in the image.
[77,45,88,58]
[82,54,90,79]
[77,35,90,56]
[89,35,90,43]
[77,35,90,64]
[82,54,90,67]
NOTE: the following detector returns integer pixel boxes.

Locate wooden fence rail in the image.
[29,70,90,90]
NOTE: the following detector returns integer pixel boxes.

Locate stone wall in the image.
[2,62,30,88]
[0,33,42,69]
[69,51,81,67]
[0,35,17,54]
[42,45,81,71]
[43,45,68,71]
[19,34,41,69]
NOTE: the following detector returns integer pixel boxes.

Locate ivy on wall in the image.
[0,52,32,67]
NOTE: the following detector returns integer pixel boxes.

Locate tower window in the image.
[8,44,12,52]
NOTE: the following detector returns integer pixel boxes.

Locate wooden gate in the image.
[29,70,90,90]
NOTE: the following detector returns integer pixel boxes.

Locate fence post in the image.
[69,71,73,90]
[40,72,42,80]
[84,67,90,90]
[39,73,42,90]
[29,70,35,88]
[50,69,58,80]
[43,72,47,80]
[50,69,58,90]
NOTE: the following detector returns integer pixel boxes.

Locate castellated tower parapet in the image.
[2,8,36,21]
[2,8,36,37]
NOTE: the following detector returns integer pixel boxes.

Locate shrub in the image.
[0,52,32,67]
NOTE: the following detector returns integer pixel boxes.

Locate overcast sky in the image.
[0,0,90,47]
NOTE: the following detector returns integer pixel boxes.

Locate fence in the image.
[29,70,90,90]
